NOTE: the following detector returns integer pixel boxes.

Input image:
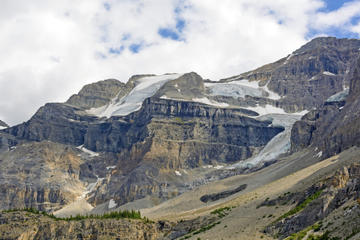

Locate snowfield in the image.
[77,145,99,157]
[326,88,349,102]
[192,97,229,107]
[205,79,281,100]
[87,73,183,118]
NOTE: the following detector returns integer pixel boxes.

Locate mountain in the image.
[0,120,8,130]
[1,37,360,239]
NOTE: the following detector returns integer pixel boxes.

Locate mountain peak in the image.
[66,79,125,109]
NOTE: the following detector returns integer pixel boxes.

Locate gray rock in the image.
[66,79,125,109]
[291,57,360,158]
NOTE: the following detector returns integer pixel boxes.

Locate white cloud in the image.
[314,1,360,29]
[0,0,356,125]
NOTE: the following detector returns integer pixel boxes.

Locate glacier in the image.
[87,73,183,118]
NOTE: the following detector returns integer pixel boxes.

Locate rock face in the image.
[85,97,283,206]
[155,72,206,100]
[229,37,360,112]
[291,57,360,158]
[0,141,86,211]
[0,211,164,240]
[66,79,125,109]
[4,103,98,146]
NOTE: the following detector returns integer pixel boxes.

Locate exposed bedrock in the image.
[291,57,360,158]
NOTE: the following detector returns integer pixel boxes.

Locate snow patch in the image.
[68,118,81,123]
[263,84,281,100]
[214,165,224,170]
[326,88,349,103]
[283,53,293,65]
[80,175,104,199]
[87,73,182,118]
[244,104,286,116]
[106,165,116,170]
[160,95,171,100]
[0,126,7,130]
[243,104,308,117]
[77,145,99,157]
[309,76,317,81]
[205,79,281,100]
[323,71,336,76]
[202,165,213,169]
[108,199,117,209]
[316,151,323,158]
[192,97,229,107]
[175,170,182,176]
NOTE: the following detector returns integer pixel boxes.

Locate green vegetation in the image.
[210,206,232,218]
[286,223,322,240]
[174,117,185,124]
[193,221,221,235]
[180,207,233,239]
[285,222,341,240]
[2,208,149,222]
[276,190,323,222]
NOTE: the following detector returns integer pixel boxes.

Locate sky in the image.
[0,0,360,126]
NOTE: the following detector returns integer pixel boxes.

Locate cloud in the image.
[0,0,356,125]
[310,0,360,37]
[314,1,360,28]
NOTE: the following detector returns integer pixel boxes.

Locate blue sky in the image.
[308,0,360,39]
[0,0,360,125]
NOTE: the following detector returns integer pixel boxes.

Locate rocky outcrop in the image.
[66,79,125,109]
[291,57,360,158]
[0,211,165,240]
[200,184,247,203]
[155,72,206,100]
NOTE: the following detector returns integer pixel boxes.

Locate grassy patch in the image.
[276,190,323,222]
[210,206,232,218]
[174,117,185,124]
[286,223,323,240]
[179,207,233,239]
